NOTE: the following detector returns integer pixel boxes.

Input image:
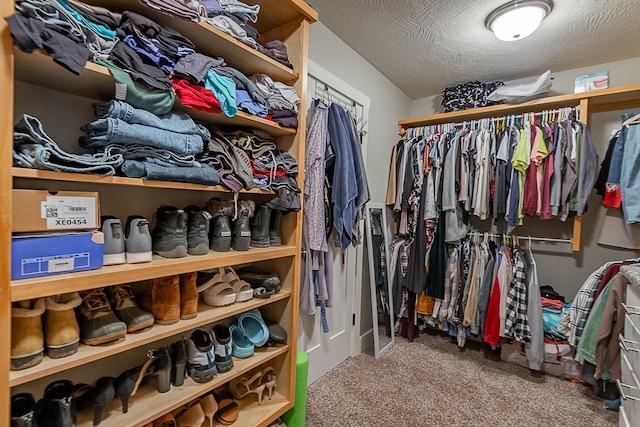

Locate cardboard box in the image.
[11,231,104,280]
[12,189,100,233]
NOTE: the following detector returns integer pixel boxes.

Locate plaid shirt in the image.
[504,251,531,343]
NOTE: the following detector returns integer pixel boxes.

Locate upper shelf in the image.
[80,0,317,83]
[398,83,640,132]
[12,168,275,194]
[14,50,296,137]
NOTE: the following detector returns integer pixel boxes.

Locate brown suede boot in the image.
[179,272,198,320]
[139,275,181,325]
[45,292,81,359]
[11,298,45,370]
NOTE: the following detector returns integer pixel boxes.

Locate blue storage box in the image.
[12,231,104,280]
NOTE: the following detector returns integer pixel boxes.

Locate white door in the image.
[298,61,371,385]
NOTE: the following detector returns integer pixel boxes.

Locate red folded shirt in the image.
[171,78,222,115]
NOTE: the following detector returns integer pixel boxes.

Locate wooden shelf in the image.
[12,168,276,194]
[75,346,289,427]
[398,83,640,132]
[11,246,297,301]
[9,292,290,386]
[14,50,297,137]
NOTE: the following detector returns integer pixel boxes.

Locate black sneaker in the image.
[236,266,281,292]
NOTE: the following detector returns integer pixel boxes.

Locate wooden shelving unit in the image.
[398,83,640,251]
[3,0,317,424]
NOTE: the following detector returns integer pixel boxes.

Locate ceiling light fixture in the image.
[485,0,553,42]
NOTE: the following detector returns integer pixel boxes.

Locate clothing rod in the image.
[467,232,572,244]
[404,106,579,134]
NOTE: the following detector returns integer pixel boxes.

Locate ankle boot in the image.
[205,198,234,252]
[232,200,255,251]
[184,205,210,255]
[77,289,127,346]
[269,209,283,246]
[108,284,154,333]
[11,393,35,427]
[11,298,45,371]
[139,276,181,325]
[35,380,76,427]
[45,292,81,359]
[179,272,199,320]
[152,206,188,258]
[250,204,271,248]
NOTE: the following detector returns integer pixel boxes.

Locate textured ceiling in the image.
[306,0,640,99]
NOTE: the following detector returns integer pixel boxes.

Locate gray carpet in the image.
[306,332,618,427]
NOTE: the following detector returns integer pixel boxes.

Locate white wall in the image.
[409,57,640,298]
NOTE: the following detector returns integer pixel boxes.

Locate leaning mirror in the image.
[365,202,394,358]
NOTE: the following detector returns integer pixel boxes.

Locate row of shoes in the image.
[10,285,154,371]
[10,266,281,371]
[102,199,285,264]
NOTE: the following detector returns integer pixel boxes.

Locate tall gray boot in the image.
[152,205,188,258]
[232,200,255,251]
[184,205,210,255]
[205,198,234,252]
[250,204,271,248]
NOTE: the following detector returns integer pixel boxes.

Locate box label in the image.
[47,257,75,273]
[41,196,97,229]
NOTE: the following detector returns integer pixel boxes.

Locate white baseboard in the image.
[359,328,373,353]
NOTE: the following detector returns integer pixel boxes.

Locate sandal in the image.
[230,324,255,358]
[229,372,266,405]
[199,272,236,306]
[219,267,253,302]
[174,403,204,427]
[237,309,269,347]
[214,398,239,426]
[259,366,277,401]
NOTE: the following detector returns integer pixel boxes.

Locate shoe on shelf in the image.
[211,324,233,373]
[34,380,76,427]
[236,308,269,348]
[219,266,253,302]
[139,275,181,325]
[125,215,153,264]
[108,285,154,333]
[11,298,45,371]
[114,369,136,414]
[250,204,271,248]
[230,324,255,358]
[101,216,125,265]
[197,271,236,307]
[236,266,281,293]
[152,206,188,258]
[266,322,288,347]
[184,205,210,256]
[174,402,205,427]
[11,393,36,427]
[77,289,127,346]
[214,396,239,426]
[186,329,217,383]
[87,376,115,426]
[44,292,81,359]
[170,338,188,387]
[179,272,199,320]
[200,394,217,427]
[229,372,266,405]
[205,198,234,252]
[259,366,277,401]
[269,209,283,246]
[231,200,255,251]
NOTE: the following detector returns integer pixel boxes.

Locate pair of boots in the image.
[152,205,210,258]
[11,294,82,370]
[205,198,257,252]
[11,380,76,427]
[139,272,199,325]
[78,286,154,346]
[250,204,283,248]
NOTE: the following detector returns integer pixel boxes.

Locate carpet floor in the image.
[306,331,618,427]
